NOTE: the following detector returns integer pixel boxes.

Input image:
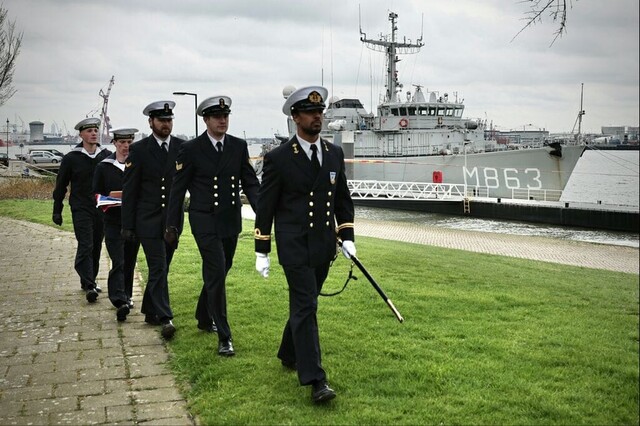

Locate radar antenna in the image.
[359,10,424,102]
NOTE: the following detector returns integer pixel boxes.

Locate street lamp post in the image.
[173,92,198,138]
[6,119,9,159]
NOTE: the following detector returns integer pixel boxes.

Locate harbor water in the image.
[4,144,639,248]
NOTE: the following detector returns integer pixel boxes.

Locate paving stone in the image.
[55,380,105,397]
[23,396,78,416]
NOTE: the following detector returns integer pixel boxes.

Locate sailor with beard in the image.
[253,86,356,403]
[53,117,112,303]
[121,101,186,339]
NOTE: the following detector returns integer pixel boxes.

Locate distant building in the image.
[600,126,639,144]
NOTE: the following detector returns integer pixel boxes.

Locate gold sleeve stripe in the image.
[336,223,354,231]
[254,228,271,240]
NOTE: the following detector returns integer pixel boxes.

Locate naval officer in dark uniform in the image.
[165,95,259,356]
[253,86,356,403]
[92,128,140,321]
[53,117,112,303]
[121,101,185,339]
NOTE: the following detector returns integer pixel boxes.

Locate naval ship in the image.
[282,12,585,201]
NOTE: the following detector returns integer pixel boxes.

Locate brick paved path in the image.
[0,218,194,425]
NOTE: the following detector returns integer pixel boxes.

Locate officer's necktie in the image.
[216,141,223,153]
[310,144,320,175]
[160,142,168,163]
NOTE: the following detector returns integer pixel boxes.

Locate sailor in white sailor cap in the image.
[164,94,260,356]
[92,127,140,321]
[53,116,112,304]
[253,85,356,403]
[121,100,187,339]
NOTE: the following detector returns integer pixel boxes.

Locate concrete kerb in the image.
[0,218,195,426]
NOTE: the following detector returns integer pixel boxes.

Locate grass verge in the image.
[1,199,638,425]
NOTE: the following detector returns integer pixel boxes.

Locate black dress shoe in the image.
[281,359,296,371]
[197,321,218,333]
[85,288,98,303]
[218,339,235,356]
[161,320,176,339]
[127,299,134,309]
[95,286,103,293]
[311,380,336,403]
[116,304,130,322]
[144,315,161,325]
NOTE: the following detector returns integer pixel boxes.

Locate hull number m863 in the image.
[464,167,542,189]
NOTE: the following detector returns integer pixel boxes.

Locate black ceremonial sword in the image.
[338,238,404,323]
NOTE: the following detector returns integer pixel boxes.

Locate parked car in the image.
[27,151,63,164]
[0,152,8,167]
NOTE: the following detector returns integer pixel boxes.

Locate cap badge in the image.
[219,98,226,108]
[163,103,170,113]
[308,91,323,104]
[330,172,336,185]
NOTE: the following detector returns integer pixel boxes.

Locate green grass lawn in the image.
[2,199,638,425]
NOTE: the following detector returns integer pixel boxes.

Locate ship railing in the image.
[348,180,475,200]
[510,188,563,202]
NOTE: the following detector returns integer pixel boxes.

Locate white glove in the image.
[255,252,270,278]
[341,240,356,260]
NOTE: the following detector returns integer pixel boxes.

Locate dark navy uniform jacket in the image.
[121,135,185,238]
[254,136,354,267]
[53,144,112,215]
[92,153,125,226]
[166,133,259,237]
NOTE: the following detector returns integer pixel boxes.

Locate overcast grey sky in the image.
[2,0,639,139]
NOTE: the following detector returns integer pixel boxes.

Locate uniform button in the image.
[214,185,218,189]
[326,211,330,216]
[231,192,235,196]
[161,186,165,190]
[214,177,218,181]
[310,192,314,196]
[161,203,165,208]
[309,201,314,207]
[214,202,219,206]
[161,195,165,199]
[326,202,330,207]
[232,184,235,188]
[310,223,314,228]
[232,201,235,205]
[328,191,332,196]
[162,178,165,182]
[326,221,330,226]
[214,193,219,197]
[231,176,235,180]
[309,212,313,217]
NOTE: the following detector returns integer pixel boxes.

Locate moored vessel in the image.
[283,11,585,201]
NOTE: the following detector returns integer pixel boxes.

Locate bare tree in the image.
[513,0,575,46]
[0,5,23,107]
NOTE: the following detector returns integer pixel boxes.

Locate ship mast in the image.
[99,76,115,145]
[359,11,423,103]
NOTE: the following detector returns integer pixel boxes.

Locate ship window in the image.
[408,107,416,116]
[446,108,454,116]
[399,107,407,116]
[418,107,428,115]
[454,108,463,117]
[437,108,445,116]
[428,106,437,116]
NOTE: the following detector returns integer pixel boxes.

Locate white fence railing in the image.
[347,180,485,200]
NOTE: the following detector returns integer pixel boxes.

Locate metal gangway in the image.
[347,179,489,200]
